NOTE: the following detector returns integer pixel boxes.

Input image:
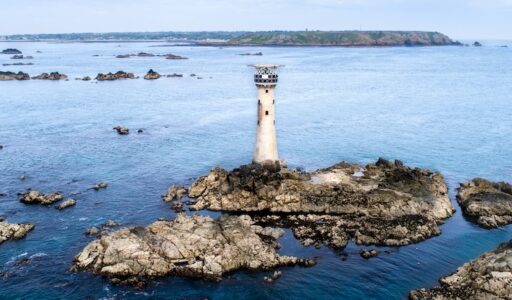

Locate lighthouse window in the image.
[265,110,269,115]
[258,99,260,104]
[273,99,275,104]
[265,89,268,93]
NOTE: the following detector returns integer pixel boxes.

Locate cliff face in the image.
[224,31,460,47]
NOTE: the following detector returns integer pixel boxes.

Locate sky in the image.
[1,0,511,40]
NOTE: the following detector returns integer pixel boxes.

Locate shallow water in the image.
[0,41,511,299]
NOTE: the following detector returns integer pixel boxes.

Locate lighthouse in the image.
[251,64,281,165]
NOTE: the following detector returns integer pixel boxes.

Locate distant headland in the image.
[0,30,461,47]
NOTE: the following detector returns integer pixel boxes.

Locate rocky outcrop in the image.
[19,190,63,205]
[410,240,512,299]
[164,53,187,60]
[0,221,35,244]
[72,214,314,285]
[31,72,68,80]
[57,199,76,210]
[360,249,379,259]
[239,52,263,56]
[144,69,161,80]
[166,73,183,78]
[113,126,129,135]
[11,55,33,59]
[474,41,483,47]
[0,71,30,81]
[115,52,187,60]
[93,182,108,190]
[2,62,33,66]
[162,185,187,202]
[457,178,512,228]
[188,159,453,248]
[1,48,22,54]
[95,71,135,81]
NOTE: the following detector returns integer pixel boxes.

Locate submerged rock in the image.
[165,73,183,78]
[189,158,453,249]
[239,52,263,56]
[0,71,30,81]
[164,53,188,60]
[19,190,63,205]
[95,71,135,81]
[57,199,76,210]
[360,249,379,259]
[113,126,129,135]
[162,185,187,202]
[457,178,512,228]
[0,221,35,244]
[144,69,161,80]
[72,214,314,285]
[409,240,512,299]
[32,72,68,80]
[2,62,33,66]
[1,48,22,54]
[11,55,33,59]
[473,41,482,47]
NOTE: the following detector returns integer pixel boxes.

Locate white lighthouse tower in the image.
[251,64,281,165]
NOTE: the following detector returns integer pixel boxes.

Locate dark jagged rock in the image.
[31,72,68,80]
[165,73,183,78]
[0,71,30,81]
[19,190,63,205]
[1,48,22,54]
[410,240,512,299]
[11,55,33,59]
[113,126,129,135]
[164,53,188,60]
[75,76,91,81]
[162,185,187,202]
[72,214,315,285]
[239,52,263,56]
[263,270,282,283]
[457,178,512,228]
[0,221,35,244]
[144,69,161,80]
[473,41,483,47]
[95,71,135,81]
[188,158,453,249]
[2,62,33,66]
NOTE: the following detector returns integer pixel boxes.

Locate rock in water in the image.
[71,214,314,285]
[189,158,454,248]
[93,182,108,190]
[113,126,129,135]
[95,71,135,81]
[162,185,187,202]
[32,72,68,80]
[57,199,76,210]
[1,48,22,54]
[360,249,379,259]
[0,71,30,81]
[143,69,161,80]
[409,240,512,299]
[19,190,63,205]
[0,221,35,244]
[457,178,512,228]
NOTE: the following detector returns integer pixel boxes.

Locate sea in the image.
[0,41,511,299]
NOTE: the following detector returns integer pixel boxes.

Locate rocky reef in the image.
[11,55,33,59]
[188,158,454,248]
[72,214,314,285]
[113,126,129,135]
[0,71,30,81]
[95,71,136,81]
[19,190,63,205]
[2,62,33,66]
[457,178,512,228]
[32,72,68,80]
[1,48,22,54]
[115,52,187,60]
[0,220,35,244]
[410,240,512,299]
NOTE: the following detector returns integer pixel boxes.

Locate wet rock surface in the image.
[11,55,33,60]
[93,182,108,190]
[409,240,512,299]
[143,69,161,80]
[188,159,453,248]
[113,126,129,135]
[0,71,30,81]
[72,214,314,285]
[95,71,136,81]
[162,185,187,202]
[57,199,76,210]
[32,72,68,80]
[457,178,512,228]
[2,62,33,66]
[0,221,35,244]
[19,190,63,205]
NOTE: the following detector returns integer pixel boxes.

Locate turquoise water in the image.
[0,41,511,299]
